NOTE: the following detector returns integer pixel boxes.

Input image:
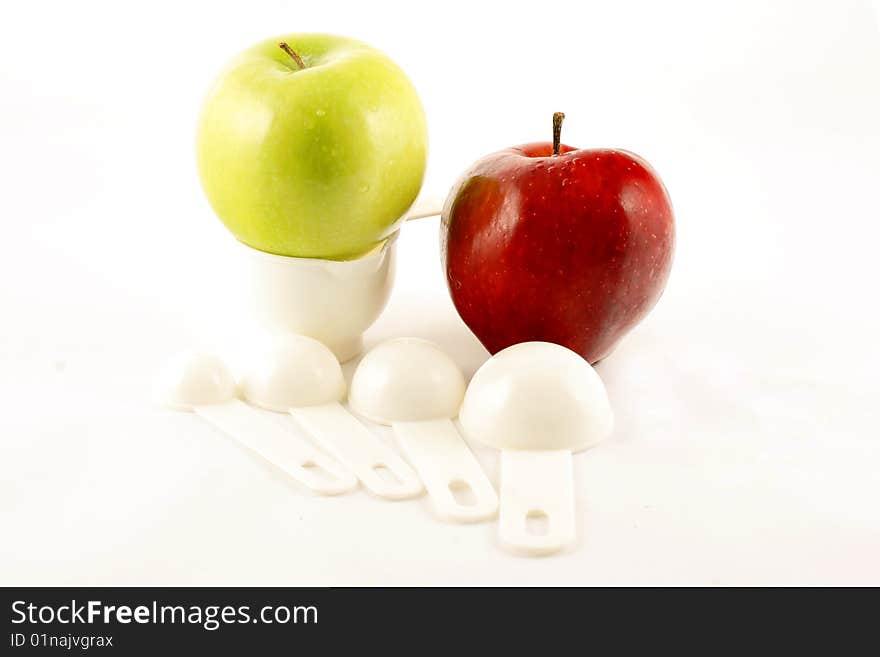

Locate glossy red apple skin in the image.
[440,142,675,363]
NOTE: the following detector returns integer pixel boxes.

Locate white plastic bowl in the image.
[459,341,613,453]
[156,352,237,411]
[349,338,466,424]
[239,334,346,412]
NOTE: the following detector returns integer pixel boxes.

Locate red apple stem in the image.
[552,112,565,155]
[279,42,305,70]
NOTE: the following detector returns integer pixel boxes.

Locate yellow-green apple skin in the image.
[196,34,428,260]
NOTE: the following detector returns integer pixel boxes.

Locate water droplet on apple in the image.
[359,183,370,193]
[315,108,326,117]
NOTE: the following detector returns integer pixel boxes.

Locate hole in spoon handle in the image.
[289,403,423,500]
[393,419,498,522]
[499,449,575,556]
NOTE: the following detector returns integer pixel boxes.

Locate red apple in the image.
[440,113,675,363]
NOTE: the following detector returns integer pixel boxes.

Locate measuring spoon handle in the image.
[394,419,498,522]
[499,449,575,556]
[195,400,358,495]
[290,403,423,500]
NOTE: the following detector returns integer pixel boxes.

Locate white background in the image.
[1,0,879,585]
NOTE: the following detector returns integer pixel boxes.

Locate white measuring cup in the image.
[242,196,443,363]
[349,338,498,522]
[156,352,358,495]
[243,236,395,363]
[459,342,613,556]
[239,334,423,500]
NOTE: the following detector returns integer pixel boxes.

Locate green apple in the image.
[196,34,428,260]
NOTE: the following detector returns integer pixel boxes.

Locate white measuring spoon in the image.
[239,334,423,500]
[459,342,613,556]
[349,338,498,522]
[156,352,358,496]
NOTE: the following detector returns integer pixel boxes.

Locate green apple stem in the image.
[279,42,305,70]
[552,112,565,155]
